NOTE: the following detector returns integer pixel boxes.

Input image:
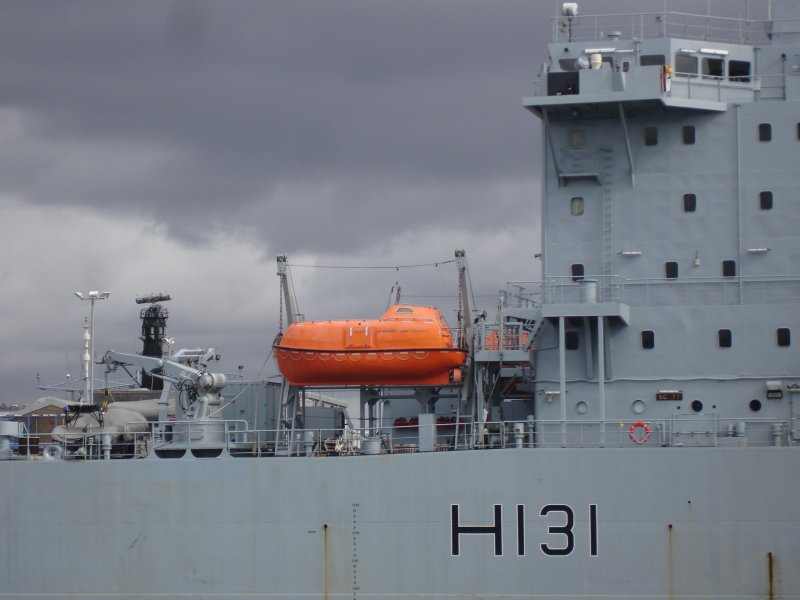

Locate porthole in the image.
[575,401,588,415]
[570,196,584,216]
[632,400,646,415]
[749,399,762,412]
[691,400,703,413]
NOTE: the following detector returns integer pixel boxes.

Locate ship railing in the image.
[551,10,778,44]
[473,321,533,353]
[543,276,626,304]
[542,275,800,307]
[668,71,785,103]
[425,417,793,450]
[9,414,795,459]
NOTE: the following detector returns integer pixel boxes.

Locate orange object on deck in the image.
[273,304,466,386]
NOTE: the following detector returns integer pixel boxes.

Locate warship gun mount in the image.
[103,348,229,453]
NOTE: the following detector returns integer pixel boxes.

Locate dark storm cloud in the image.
[0,0,547,250]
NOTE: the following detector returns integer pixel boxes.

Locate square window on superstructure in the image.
[665,262,678,279]
[683,193,697,212]
[571,197,584,216]
[682,126,696,144]
[760,191,773,210]
[728,60,751,82]
[571,264,585,281]
[641,330,655,349]
[644,127,658,146]
[722,260,736,277]
[569,130,585,149]
[702,57,724,78]
[675,54,698,77]
[640,54,665,66]
[759,123,772,142]
[777,328,791,347]
[565,331,580,350]
[718,329,732,348]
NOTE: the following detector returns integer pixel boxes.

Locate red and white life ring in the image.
[629,421,651,445]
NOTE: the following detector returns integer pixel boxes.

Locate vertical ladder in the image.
[599,147,615,291]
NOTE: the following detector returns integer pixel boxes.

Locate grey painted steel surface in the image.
[2,2,800,599]
[2,448,798,599]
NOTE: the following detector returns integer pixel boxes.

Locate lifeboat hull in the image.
[273,347,467,386]
[272,304,466,386]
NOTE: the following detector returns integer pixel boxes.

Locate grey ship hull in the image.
[2,447,797,599]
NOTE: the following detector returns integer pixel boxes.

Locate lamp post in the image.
[74,291,110,405]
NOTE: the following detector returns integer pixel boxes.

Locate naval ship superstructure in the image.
[1,3,799,599]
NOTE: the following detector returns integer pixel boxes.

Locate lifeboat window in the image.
[758,123,772,142]
[639,54,665,66]
[718,329,732,348]
[644,127,658,146]
[571,263,584,281]
[674,54,698,78]
[682,126,696,145]
[759,191,773,210]
[777,328,791,347]
[728,60,751,83]
[722,260,736,277]
[641,330,655,349]
[570,196,584,216]
[565,331,579,350]
[683,193,697,212]
[395,307,414,314]
[701,57,724,79]
[665,261,678,279]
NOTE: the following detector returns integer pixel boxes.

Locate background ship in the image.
[2,2,800,599]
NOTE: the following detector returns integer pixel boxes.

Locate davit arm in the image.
[103,350,227,421]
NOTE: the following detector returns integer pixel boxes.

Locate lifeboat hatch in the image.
[345,326,372,349]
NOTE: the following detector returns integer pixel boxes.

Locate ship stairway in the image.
[599,147,615,279]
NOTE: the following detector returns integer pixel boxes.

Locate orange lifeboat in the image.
[273,304,466,386]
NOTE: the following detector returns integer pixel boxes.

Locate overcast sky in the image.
[0,0,762,403]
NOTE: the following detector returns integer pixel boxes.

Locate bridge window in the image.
[571,263,584,281]
[570,197,584,216]
[777,328,791,347]
[728,60,751,82]
[565,331,580,350]
[760,191,773,210]
[683,193,697,212]
[702,57,724,78]
[640,54,665,66]
[718,329,732,348]
[644,127,658,146]
[682,126,696,145]
[758,123,772,142]
[674,53,698,78]
[665,262,678,279]
[641,330,655,349]
[548,72,579,96]
[722,260,736,277]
